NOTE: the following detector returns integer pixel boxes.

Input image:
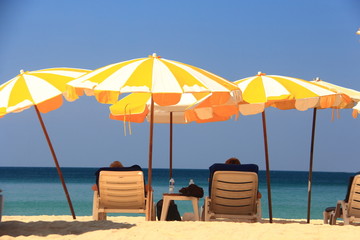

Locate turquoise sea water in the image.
[0,167,355,220]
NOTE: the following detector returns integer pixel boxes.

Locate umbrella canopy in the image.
[234,72,351,223]
[311,77,360,117]
[67,53,242,220]
[0,68,89,116]
[0,67,91,219]
[236,72,349,115]
[66,53,241,106]
[109,92,237,124]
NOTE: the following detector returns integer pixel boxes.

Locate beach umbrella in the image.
[0,67,91,219]
[109,92,238,179]
[234,72,351,223]
[66,53,242,220]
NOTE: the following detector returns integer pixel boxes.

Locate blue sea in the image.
[0,167,355,220]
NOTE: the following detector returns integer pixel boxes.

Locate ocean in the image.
[0,167,354,220]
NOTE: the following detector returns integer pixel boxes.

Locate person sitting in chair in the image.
[225,157,241,165]
[202,157,262,221]
[91,161,124,191]
[92,161,151,193]
[208,157,261,199]
[224,157,262,199]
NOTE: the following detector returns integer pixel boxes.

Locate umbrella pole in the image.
[34,106,76,219]
[307,108,317,223]
[169,112,173,179]
[146,97,155,221]
[262,111,273,223]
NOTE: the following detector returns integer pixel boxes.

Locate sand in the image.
[0,215,359,240]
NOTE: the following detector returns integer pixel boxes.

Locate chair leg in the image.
[191,199,200,221]
[92,191,100,220]
[98,212,107,220]
[200,205,205,221]
[323,211,330,224]
[256,200,262,222]
[330,211,337,225]
[151,202,156,221]
[204,198,210,221]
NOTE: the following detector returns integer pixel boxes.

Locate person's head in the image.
[225,157,240,165]
[110,161,124,168]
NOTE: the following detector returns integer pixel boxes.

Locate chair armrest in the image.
[92,190,100,220]
[330,200,346,225]
[203,197,211,221]
[256,199,262,216]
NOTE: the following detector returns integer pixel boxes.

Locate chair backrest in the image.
[210,171,258,215]
[98,170,146,210]
[208,163,259,195]
[348,174,360,217]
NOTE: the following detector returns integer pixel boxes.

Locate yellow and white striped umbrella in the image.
[0,67,90,117]
[0,67,90,219]
[67,53,241,107]
[235,72,351,115]
[234,72,353,223]
[67,54,241,221]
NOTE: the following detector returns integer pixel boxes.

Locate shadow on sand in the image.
[0,220,135,237]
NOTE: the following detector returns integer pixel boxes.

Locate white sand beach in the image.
[1,215,359,240]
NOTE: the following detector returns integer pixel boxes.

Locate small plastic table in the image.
[160,193,200,221]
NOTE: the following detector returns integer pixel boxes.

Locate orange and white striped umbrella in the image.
[66,53,241,107]
[0,68,90,117]
[235,72,351,115]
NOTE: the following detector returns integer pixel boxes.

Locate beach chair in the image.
[203,171,261,222]
[92,170,155,221]
[329,174,360,225]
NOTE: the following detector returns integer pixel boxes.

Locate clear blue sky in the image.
[0,0,359,172]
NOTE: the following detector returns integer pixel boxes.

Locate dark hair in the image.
[225,157,241,165]
[110,161,124,168]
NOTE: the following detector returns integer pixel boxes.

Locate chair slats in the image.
[344,175,360,221]
[210,171,259,217]
[94,170,150,216]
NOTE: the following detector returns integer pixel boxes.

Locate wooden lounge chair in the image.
[330,174,360,225]
[203,171,261,222]
[92,170,155,221]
